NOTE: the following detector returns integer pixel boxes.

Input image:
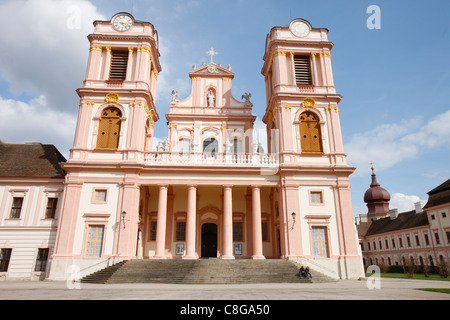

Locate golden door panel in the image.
[96,107,122,149]
[299,112,323,153]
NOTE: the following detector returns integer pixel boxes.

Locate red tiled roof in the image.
[423,178,450,209]
[364,210,429,236]
[0,142,66,178]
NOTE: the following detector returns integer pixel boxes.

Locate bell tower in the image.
[50,13,162,279]
[71,12,161,161]
[261,18,345,161]
[261,19,364,278]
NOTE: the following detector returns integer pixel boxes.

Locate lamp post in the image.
[291,212,296,230]
[121,211,126,229]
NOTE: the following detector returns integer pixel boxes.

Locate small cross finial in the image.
[370,161,375,174]
[206,47,218,63]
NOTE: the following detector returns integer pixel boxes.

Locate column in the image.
[184,185,197,259]
[154,185,168,258]
[252,186,265,259]
[221,185,235,259]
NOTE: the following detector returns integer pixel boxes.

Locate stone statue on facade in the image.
[224,140,233,153]
[171,90,180,102]
[207,90,215,107]
[156,137,170,152]
[241,92,252,103]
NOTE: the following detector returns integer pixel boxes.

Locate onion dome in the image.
[364,166,390,218]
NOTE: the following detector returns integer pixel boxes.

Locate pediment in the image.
[189,62,234,78]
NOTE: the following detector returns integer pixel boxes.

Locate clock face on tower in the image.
[113,15,133,31]
[290,21,310,37]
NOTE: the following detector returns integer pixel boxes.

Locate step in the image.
[80,259,332,284]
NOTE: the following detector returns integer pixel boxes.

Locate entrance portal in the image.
[201,223,217,258]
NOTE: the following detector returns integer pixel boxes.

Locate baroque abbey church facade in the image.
[0,13,364,281]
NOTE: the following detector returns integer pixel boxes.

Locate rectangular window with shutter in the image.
[294,55,312,85]
[109,50,128,81]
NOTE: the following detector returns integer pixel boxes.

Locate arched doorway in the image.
[201,223,217,258]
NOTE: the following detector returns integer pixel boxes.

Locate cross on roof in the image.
[206,47,218,63]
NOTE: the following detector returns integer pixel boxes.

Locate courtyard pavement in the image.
[0,277,449,300]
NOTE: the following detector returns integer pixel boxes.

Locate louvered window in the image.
[109,50,128,81]
[294,55,312,85]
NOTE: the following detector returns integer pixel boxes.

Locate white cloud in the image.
[0,0,104,155]
[0,95,76,158]
[389,193,425,213]
[0,0,105,111]
[345,109,450,175]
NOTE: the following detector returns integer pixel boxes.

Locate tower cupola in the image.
[364,166,391,219]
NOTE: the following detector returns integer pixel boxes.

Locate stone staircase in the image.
[80,259,334,284]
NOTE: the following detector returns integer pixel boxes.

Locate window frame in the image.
[178,138,191,154]
[85,225,106,258]
[34,248,49,272]
[0,248,12,272]
[311,226,329,258]
[175,221,186,242]
[309,190,324,205]
[150,221,157,241]
[92,188,108,204]
[10,197,24,219]
[293,55,313,86]
[45,198,58,219]
[109,50,129,81]
[233,222,243,242]
[203,138,218,155]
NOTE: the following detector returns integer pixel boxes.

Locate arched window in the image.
[203,138,218,155]
[179,139,191,153]
[96,107,122,149]
[299,111,323,153]
[232,138,242,154]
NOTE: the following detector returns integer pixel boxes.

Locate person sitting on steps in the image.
[299,266,312,279]
[299,266,306,278]
[305,266,312,279]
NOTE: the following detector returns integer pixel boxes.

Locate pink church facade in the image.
[46,13,364,281]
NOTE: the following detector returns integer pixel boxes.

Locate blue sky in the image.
[0,0,449,216]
